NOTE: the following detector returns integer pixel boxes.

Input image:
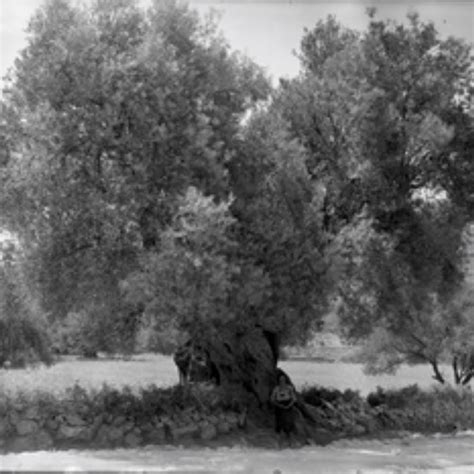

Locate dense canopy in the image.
[0,1,473,386]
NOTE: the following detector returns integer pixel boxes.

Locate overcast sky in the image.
[1,1,473,84]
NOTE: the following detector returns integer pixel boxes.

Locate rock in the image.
[351,424,366,436]
[44,416,59,432]
[65,414,87,426]
[0,418,10,436]
[57,424,91,441]
[35,430,54,449]
[124,432,142,448]
[151,416,162,427]
[147,426,166,444]
[225,413,239,425]
[108,426,125,443]
[10,436,35,452]
[16,420,38,436]
[172,424,200,440]
[94,425,110,447]
[24,407,40,420]
[140,422,155,435]
[216,421,231,434]
[122,422,135,434]
[207,415,219,425]
[113,415,127,427]
[8,410,20,426]
[200,423,217,441]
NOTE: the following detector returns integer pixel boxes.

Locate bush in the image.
[300,383,474,435]
[301,385,361,406]
[369,384,423,409]
[0,264,52,368]
[134,322,180,355]
[50,304,141,358]
[50,311,105,358]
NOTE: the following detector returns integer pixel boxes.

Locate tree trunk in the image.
[462,373,473,385]
[452,350,474,386]
[452,356,461,385]
[173,325,323,439]
[204,326,278,405]
[430,359,445,384]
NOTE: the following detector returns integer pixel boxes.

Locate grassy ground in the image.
[0,353,450,396]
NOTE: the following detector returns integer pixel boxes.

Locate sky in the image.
[0,0,472,85]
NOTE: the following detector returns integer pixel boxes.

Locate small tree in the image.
[0,242,52,368]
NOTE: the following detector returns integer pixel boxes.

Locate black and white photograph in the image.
[0,0,473,472]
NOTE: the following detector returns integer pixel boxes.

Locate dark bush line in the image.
[300,384,474,435]
[1,382,473,453]
[0,383,246,453]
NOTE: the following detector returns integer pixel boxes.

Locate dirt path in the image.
[1,433,473,473]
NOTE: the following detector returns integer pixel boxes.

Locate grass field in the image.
[0,353,452,397]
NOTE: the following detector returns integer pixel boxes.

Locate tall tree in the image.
[0,0,269,346]
[274,11,473,383]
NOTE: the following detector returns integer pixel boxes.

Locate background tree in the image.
[274,11,473,383]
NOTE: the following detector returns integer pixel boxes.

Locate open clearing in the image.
[0,353,453,395]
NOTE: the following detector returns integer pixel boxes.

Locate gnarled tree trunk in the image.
[173,325,321,440]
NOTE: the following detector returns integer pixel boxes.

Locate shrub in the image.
[134,322,180,355]
[367,384,423,408]
[50,311,104,358]
[301,385,357,406]
[0,263,52,368]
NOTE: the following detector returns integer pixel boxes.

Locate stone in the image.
[24,407,40,420]
[351,424,366,436]
[94,425,110,447]
[121,422,135,434]
[171,424,200,440]
[107,426,125,443]
[10,436,35,452]
[16,419,38,436]
[0,418,10,437]
[225,413,239,424]
[113,415,127,427]
[8,410,20,426]
[207,415,219,425]
[147,426,166,444]
[65,414,87,426]
[216,421,231,434]
[57,424,90,440]
[124,432,142,448]
[140,422,154,435]
[200,423,217,441]
[45,416,60,432]
[35,430,54,449]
